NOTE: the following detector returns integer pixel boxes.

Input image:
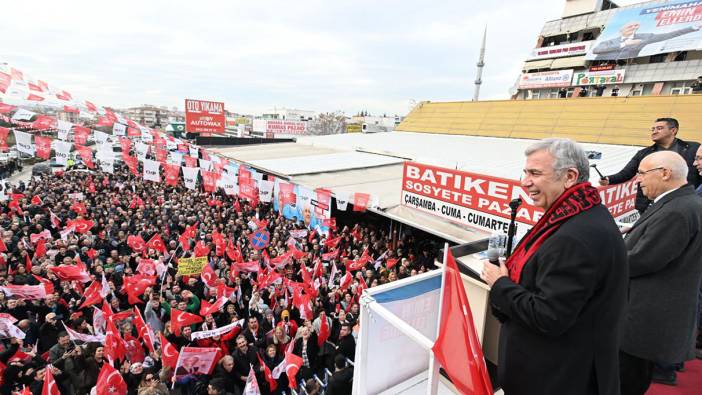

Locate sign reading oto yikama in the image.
[185,99,225,134]
[401,162,638,233]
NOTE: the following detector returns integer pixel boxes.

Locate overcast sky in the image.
[1,0,642,116]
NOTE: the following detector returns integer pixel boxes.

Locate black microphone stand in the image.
[506,198,522,258]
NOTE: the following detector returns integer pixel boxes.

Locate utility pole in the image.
[473,26,487,101]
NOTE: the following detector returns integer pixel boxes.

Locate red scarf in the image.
[506,182,601,283]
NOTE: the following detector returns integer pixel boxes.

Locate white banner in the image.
[143,159,161,182]
[57,120,72,139]
[189,146,199,158]
[169,151,184,165]
[95,143,115,163]
[518,69,574,89]
[0,318,26,339]
[54,141,72,166]
[113,123,126,136]
[94,131,110,145]
[101,161,114,174]
[63,322,106,343]
[13,130,35,156]
[199,159,212,171]
[173,347,219,379]
[135,141,149,161]
[182,166,200,190]
[11,108,35,121]
[528,41,592,60]
[335,191,349,211]
[259,180,274,203]
[190,320,243,340]
[166,139,178,151]
[572,69,626,86]
[141,131,153,143]
[218,172,238,196]
[0,284,46,300]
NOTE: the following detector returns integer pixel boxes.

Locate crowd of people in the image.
[0,160,437,395]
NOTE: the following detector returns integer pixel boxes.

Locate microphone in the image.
[486,248,501,266]
[590,163,606,180]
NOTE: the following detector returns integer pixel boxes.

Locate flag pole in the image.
[426,242,449,395]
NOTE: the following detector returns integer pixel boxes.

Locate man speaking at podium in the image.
[482,138,628,394]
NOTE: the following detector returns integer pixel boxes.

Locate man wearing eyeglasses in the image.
[619,151,702,394]
[599,118,700,213]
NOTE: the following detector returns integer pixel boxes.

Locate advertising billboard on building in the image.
[572,69,626,85]
[252,119,308,136]
[184,99,225,134]
[586,1,702,61]
[401,162,638,234]
[528,42,592,60]
[518,69,574,89]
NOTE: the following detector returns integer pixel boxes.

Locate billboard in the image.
[572,69,626,85]
[528,41,592,60]
[401,162,638,234]
[273,179,331,235]
[518,69,574,89]
[184,99,225,134]
[586,1,702,61]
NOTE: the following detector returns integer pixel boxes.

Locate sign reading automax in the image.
[401,162,638,233]
[528,41,592,60]
[518,69,574,89]
[185,99,225,134]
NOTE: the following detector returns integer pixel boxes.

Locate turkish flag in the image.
[317,312,330,347]
[201,170,220,193]
[386,258,399,270]
[145,233,166,253]
[65,218,94,234]
[86,248,98,260]
[0,238,6,253]
[159,333,179,369]
[178,231,191,251]
[194,240,210,258]
[42,365,60,395]
[79,280,104,309]
[136,258,156,276]
[31,195,43,206]
[70,200,87,216]
[75,145,95,169]
[226,240,242,263]
[199,296,228,317]
[96,360,127,395]
[27,93,45,101]
[170,309,203,337]
[324,236,342,249]
[127,235,146,253]
[124,155,138,176]
[85,101,98,112]
[155,148,167,163]
[49,264,90,282]
[55,90,73,101]
[235,260,260,273]
[122,274,156,304]
[284,351,304,389]
[200,263,218,287]
[34,135,52,160]
[431,250,493,395]
[104,318,127,363]
[133,307,155,353]
[184,155,198,167]
[118,137,131,153]
[257,352,278,391]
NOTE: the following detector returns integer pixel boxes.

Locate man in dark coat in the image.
[600,118,701,213]
[326,355,353,395]
[482,138,628,395]
[619,151,702,393]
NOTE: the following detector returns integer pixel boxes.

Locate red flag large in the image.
[431,250,493,395]
[284,351,304,389]
[170,309,203,337]
[133,307,155,353]
[96,362,127,395]
[317,312,330,347]
[145,233,166,253]
[127,235,146,253]
[42,365,60,395]
[34,136,52,160]
[104,318,127,363]
[122,274,156,304]
[79,280,104,309]
[159,333,179,369]
[257,352,278,391]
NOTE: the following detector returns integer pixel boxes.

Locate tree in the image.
[307,112,346,136]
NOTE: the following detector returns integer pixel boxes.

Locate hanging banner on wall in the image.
[518,69,574,89]
[572,69,626,85]
[586,0,702,61]
[401,161,638,234]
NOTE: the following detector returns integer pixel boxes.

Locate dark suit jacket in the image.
[621,185,702,362]
[592,27,697,60]
[490,204,628,395]
[607,138,701,212]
